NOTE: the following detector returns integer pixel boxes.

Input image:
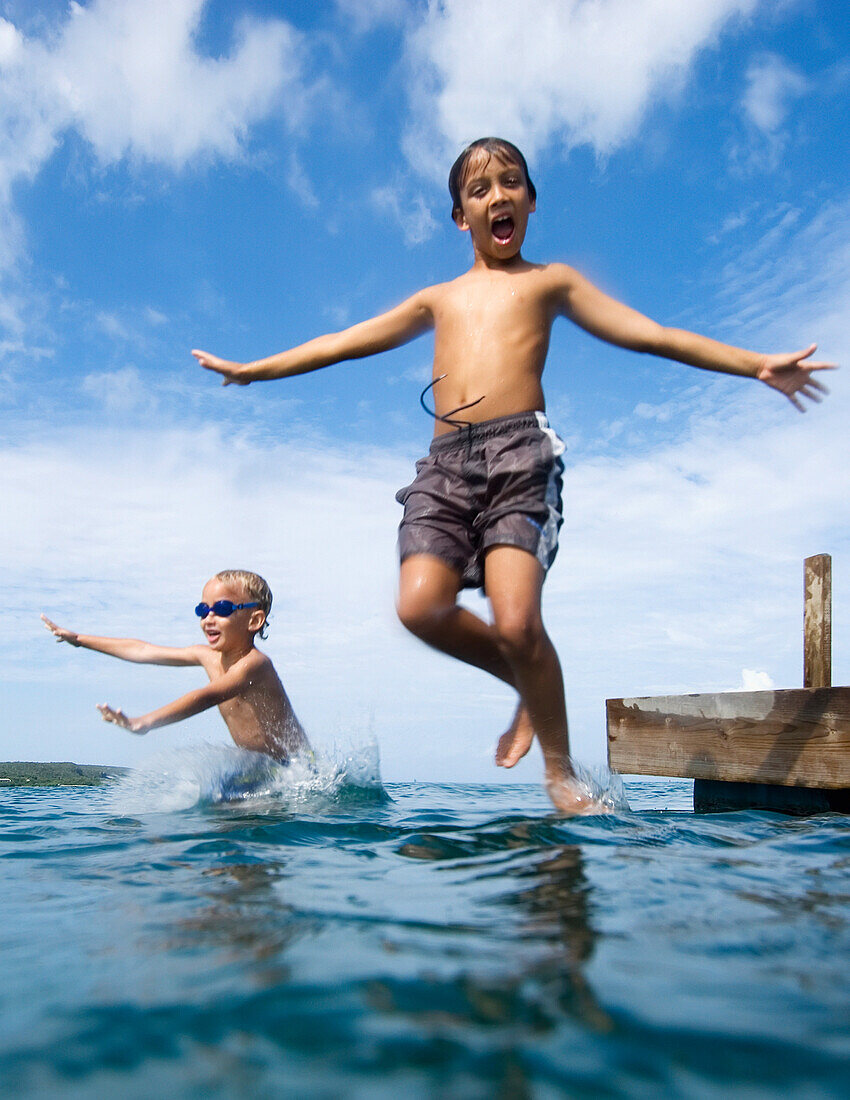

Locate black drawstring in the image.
[419,374,485,431]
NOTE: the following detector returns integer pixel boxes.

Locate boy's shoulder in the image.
[411,262,582,321]
[427,261,580,300]
[237,646,287,696]
[239,645,279,680]
[526,260,581,285]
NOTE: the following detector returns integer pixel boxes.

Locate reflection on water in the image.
[506,844,612,1032]
[370,812,614,1094]
[170,859,300,988]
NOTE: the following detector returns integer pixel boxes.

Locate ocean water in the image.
[1,745,848,1099]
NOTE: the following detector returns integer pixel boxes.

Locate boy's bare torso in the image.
[419,260,566,431]
[196,645,307,761]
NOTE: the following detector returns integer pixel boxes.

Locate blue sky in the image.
[2,0,848,782]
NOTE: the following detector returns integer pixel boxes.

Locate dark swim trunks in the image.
[395,410,565,590]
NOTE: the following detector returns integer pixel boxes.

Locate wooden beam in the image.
[805,554,832,689]
[607,687,850,788]
[694,779,850,815]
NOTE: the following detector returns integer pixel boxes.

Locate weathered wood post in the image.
[804,553,832,690]
[606,555,850,814]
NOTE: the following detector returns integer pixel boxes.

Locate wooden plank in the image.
[607,687,850,788]
[805,554,832,689]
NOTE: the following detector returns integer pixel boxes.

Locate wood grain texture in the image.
[607,687,850,788]
[804,554,832,689]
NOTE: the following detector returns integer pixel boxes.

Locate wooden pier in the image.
[607,555,850,813]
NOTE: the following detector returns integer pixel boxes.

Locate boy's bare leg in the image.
[396,555,535,758]
[484,546,596,814]
[398,551,596,812]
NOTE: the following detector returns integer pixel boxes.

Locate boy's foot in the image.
[495,701,535,767]
[545,773,610,816]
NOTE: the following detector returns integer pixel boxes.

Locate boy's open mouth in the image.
[491,215,515,242]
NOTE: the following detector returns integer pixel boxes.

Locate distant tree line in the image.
[0,762,127,786]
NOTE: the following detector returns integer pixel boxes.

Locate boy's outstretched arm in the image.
[192,290,434,385]
[41,615,203,667]
[97,664,250,734]
[556,266,836,411]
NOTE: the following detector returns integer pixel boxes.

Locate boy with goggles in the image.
[42,570,310,764]
[193,137,833,814]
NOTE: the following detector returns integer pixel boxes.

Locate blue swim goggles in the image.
[195,600,259,619]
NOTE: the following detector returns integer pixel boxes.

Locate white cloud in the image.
[90,304,170,345]
[742,53,809,136]
[633,400,675,422]
[335,0,410,33]
[82,365,155,414]
[286,151,320,209]
[94,311,132,341]
[734,52,810,169]
[706,203,759,244]
[0,19,58,193]
[372,182,437,245]
[740,669,774,691]
[386,362,432,387]
[0,1,306,276]
[46,0,303,168]
[707,198,850,352]
[403,0,760,175]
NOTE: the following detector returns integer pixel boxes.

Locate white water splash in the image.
[571,762,631,813]
[104,738,385,815]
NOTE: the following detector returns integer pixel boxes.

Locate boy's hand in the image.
[97,704,147,734]
[41,614,80,646]
[191,349,250,386]
[756,345,836,412]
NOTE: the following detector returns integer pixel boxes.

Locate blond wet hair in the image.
[215,570,273,639]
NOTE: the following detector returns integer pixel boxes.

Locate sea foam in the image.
[105,738,386,814]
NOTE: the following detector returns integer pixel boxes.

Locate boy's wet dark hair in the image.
[448,137,537,219]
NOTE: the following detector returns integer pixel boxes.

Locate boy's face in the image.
[453,150,535,261]
[198,577,265,652]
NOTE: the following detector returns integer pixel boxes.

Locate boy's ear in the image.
[248,607,266,636]
[453,207,469,232]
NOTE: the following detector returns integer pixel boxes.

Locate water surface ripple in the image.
[1,774,848,1098]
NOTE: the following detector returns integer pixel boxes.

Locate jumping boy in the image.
[42,569,310,764]
[192,137,832,813]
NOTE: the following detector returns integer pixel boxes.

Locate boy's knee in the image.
[396,592,447,640]
[493,610,545,661]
